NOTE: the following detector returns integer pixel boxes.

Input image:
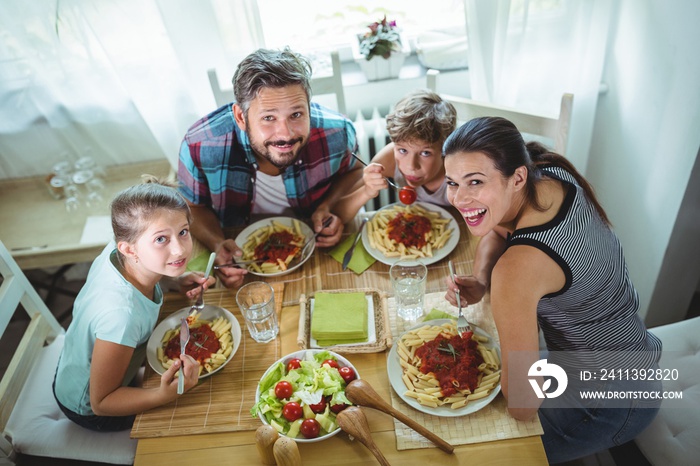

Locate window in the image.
[256,0,466,55]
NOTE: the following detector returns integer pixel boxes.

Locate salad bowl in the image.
[252,349,359,443]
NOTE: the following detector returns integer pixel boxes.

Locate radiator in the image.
[353,108,397,210]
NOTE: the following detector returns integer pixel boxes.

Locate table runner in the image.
[130,283,284,439]
[387,292,544,450]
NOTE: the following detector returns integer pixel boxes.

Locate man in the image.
[178,47,361,288]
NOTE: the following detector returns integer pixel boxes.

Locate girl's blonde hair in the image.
[111,176,192,259]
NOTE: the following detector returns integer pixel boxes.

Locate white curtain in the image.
[464,0,613,173]
[0,0,263,179]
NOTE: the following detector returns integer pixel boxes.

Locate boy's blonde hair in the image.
[385,89,457,145]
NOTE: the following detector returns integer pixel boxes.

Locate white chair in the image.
[208,49,347,116]
[0,241,137,465]
[633,316,700,465]
[426,69,573,156]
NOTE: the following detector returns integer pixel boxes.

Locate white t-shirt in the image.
[251,171,295,219]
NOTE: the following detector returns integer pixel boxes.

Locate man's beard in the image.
[251,137,304,171]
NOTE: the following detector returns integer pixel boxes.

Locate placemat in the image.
[316,218,479,295]
[387,291,544,450]
[130,283,284,439]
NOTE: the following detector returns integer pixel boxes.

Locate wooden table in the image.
[133,216,548,465]
[0,159,171,270]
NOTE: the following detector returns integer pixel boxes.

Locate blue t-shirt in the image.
[54,242,162,415]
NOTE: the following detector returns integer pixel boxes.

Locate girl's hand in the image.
[161,354,200,394]
[445,274,487,307]
[177,272,216,299]
[362,163,389,198]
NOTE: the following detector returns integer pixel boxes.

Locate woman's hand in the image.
[213,239,247,288]
[362,163,389,199]
[445,274,487,307]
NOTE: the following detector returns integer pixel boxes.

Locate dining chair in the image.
[0,241,137,465]
[632,316,700,465]
[207,49,347,116]
[426,69,574,156]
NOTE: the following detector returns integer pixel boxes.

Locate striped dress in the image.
[507,166,661,371]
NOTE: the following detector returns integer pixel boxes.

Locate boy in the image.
[335,89,456,223]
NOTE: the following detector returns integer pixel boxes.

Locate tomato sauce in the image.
[164,324,221,363]
[387,213,431,249]
[414,332,483,396]
[254,231,300,264]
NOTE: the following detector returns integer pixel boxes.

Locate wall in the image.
[586,0,700,324]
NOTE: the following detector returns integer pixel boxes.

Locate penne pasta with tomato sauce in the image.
[397,321,501,409]
[240,219,306,273]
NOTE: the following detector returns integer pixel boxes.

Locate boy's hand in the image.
[363,163,389,198]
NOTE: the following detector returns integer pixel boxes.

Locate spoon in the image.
[345,379,454,454]
[336,406,391,466]
[350,152,416,205]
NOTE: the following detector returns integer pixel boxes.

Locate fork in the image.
[177,317,190,395]
[448,260,471,336]
[191,252,216,311]
[300,216,333,257]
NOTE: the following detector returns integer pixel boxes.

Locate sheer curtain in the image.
[464,0,613,173]
[0,0,263,179]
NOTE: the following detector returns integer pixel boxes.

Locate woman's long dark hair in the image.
[443,117,609,225]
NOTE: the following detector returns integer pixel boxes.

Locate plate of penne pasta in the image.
[234,217,315,276]
[387,319,501,417]
[361,202,459,266]
[146,304,241,379]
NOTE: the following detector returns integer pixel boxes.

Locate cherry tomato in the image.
[322,359,339,369]
[398,186,417,205]
[282,401,303,422]
[309,397,327,414]
[286,358,302,371]
[300,418,321,439]
[274,380,293,399]
[338,366,357,384]
[329,402,349,414]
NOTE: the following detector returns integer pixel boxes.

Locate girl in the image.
[53,177,212,431]
[443,117,661,463]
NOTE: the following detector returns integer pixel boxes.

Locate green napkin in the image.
[327,234,376,274]
[187,249,213,272]
[423,308,457,322]
[311,292,368,345]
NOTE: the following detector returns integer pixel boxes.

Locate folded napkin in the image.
[327,234,376,274]
[187,249,213,273]
[423,308,457,322]
[311,292,368,346]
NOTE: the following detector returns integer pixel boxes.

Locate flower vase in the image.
[353,35,410,82]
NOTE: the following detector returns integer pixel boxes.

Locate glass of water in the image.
[389,259,428,320]
[235,281,279,343]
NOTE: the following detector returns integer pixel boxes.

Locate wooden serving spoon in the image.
[336,406,391,466]
[345,379,455,454]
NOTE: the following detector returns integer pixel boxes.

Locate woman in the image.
[443,117,661,463]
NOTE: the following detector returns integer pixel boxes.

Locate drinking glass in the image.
[235,282,279,343]
[389,259,427,320]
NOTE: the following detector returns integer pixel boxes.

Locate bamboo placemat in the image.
[315,215,479,295]
[387,292,544,450]
[130,283,284,439]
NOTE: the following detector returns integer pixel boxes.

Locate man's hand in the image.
[311,211,344,248]
[445,274,487,307]
[213,239,247,288]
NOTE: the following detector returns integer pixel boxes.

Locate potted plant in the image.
[353,16,410,81]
